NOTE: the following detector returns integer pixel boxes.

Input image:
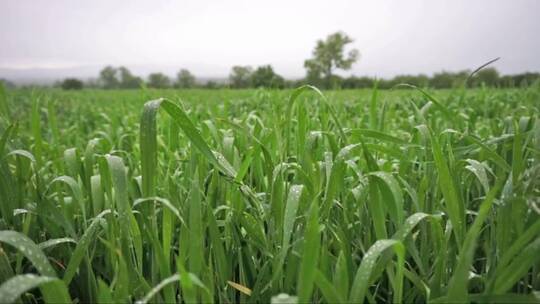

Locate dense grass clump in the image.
[0,84,539,303]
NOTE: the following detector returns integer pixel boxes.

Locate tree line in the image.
[58,65,539,90]
[51,31,540,90]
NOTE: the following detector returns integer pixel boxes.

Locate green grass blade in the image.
[63,210,110,285]
[349,239,404,303]
[429,128,464,244]
[447,177,502,302]
[0,231,56,277]
[297,201,320,303]
[0,274,71,304]
[315,270,344,303]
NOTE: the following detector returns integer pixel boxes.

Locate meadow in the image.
[0,84,539,303]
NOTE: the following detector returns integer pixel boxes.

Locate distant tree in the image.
[99,66,119,89]
[430,70,470,89]
[511,72,540,87]
[342,76,375,89]
[390,74,430,88]
[430,71,454,89]
[250,65,285,88]
[176,69,196,88]
[118,66,143,89]
[147,73,171,88]
[84,79,101,89]
[499,75,514,87]
[229,66,253,88]
[471,68,500,87]
[304,31,359,88]
[453,70,470,88]
[61,78,84,90]
[205,80,218,89]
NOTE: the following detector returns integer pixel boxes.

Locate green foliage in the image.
[147,72,171,89]
[118,66,143,89]
[229,65,253,88]
[0,85,538,303]
[304,31,359,88]
[250,65,285,88]
[60,78,84,90]
[99,65,120,89]
[98,66,143,89]
[175,69,197,89]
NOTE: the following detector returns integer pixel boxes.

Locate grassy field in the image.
[0,85,539,303]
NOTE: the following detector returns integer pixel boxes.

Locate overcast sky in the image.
[1,0,539,79]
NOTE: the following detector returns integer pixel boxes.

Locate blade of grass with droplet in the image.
[136,274,181,304]
[133,197,185,226]
[0,274,71,304]
[369,171,404,226]
[349,239,405,304]
[367,177,388,240]
[49,175,86,225]
[188,166,204,277]
[140,99,162,197]
[105,155,135,273]
[297,200,320,303]
[429,128,464,244]
[333,250,350,301]
[447,174,503,302]
[464,159,490,193]
[90,175,104,216]
[83,138,100,192]
[463,135,511,172]
[7,149,36,163]
[0,230,56,277]
[113,248,130,303]
[272,185,303,285]
[370,213,436,283]
[63,148,80,179]
[63,210,110,285]
[207,206,230,291]
[234,146,255,183]
[38,237,76,250]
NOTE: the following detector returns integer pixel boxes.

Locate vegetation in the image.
[0,82,539,303]
[250,65,285,89]
[175,69,197,89]
[147,73,171,89]
[4,31,540,91]
[229,66,254,89]
[304,31,359,88]
[60,78,84,90]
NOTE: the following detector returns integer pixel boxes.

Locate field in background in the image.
[0,85,539,303]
